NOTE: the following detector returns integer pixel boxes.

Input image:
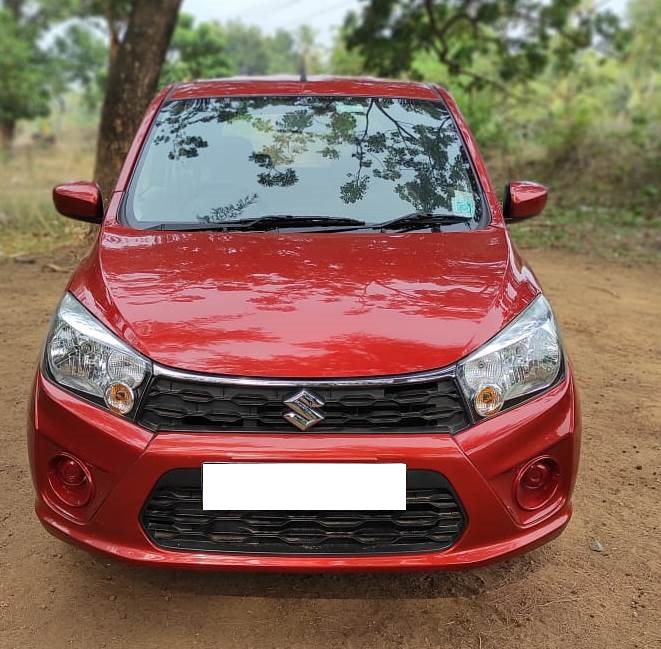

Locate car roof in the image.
[168,75,442,101]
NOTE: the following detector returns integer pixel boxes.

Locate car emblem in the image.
[283,390,325,431]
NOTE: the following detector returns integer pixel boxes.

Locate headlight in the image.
[46,293,150,415]
[457,295,562,418]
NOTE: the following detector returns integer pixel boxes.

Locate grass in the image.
[0,124,94,258]
[1,120,658,263]
[509,204,660,262]
[487,132,661,263]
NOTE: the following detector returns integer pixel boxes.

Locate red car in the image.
[29,76,580,571]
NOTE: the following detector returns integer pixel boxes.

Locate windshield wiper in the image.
[301,210,476,233]
[148,211,472,233]
[372,211,474,231]
[149,215,366,231]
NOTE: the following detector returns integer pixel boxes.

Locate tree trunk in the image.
[94,0,181,199]
[104,3,120,70]
[0,120,16,150]
[108,29,120,69]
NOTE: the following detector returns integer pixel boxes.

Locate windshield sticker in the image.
[451,190,476,217]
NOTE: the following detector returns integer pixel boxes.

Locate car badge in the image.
[283,389,326,431]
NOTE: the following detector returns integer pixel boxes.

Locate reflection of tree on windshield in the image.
[152,98,250,160]
[248,152,297,188]
[150,96,482,224]
[198,193,258,222]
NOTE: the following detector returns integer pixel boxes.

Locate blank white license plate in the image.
[202,463,406,511]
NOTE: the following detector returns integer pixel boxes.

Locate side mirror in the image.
[52,181,104,223]
[503,181,548,221]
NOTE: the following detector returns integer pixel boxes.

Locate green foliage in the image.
[0,5,59,135]
[0,0,128,135]
[161,13,231,83]
[509,203,660,262]
[294,25,322,74]
[53,23,107,110]
[343,0,623,91]
[328,0,659,260]
[329,20,366,76]
[626,0,661,74]
[268,29,300,74]
[220,21,320,76]
[222,21,272,76]
[407,49,510,150]
[160,15,322,84]
[1,0,657,261]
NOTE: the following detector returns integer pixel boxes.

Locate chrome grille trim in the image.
[151,362,457,388]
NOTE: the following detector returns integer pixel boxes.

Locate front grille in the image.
[141,469,466,555]
[136,375,470,433]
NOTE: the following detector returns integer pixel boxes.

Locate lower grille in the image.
[141,469,466,555]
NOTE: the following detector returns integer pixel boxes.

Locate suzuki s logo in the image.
[283,390,325,431]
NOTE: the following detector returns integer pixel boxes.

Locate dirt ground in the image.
[0,248,659,649]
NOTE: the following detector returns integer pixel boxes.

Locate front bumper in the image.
[28,370,580,571]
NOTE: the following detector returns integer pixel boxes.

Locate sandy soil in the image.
[0,249,659,649]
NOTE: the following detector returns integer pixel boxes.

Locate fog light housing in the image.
[515,457,560,511]
[48,454,93,507]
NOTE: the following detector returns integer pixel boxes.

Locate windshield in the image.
[124,96,487,229]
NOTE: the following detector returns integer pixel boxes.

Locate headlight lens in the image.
[46,293,149,414]
[457,295,562,418]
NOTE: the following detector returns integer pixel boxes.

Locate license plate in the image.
[202,463,406,511]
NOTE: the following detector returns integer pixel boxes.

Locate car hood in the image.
[70,226,539,377]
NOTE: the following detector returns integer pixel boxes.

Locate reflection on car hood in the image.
[69,226,539,377]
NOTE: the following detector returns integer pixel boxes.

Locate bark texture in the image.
[94,0,181,199]
[0,120,16,150]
